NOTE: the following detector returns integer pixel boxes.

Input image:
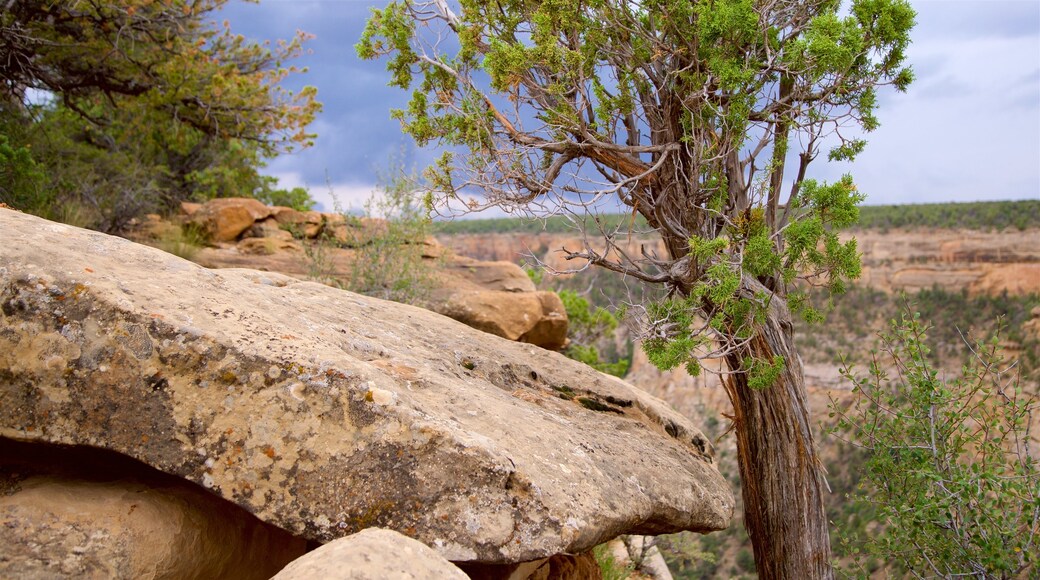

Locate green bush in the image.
[831,310,1039,578]
[253,183,316,211]
[0,132,47,212]
[592,543,635,580]
[557,289,629,377]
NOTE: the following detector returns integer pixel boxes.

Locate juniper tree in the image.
[0,1,320,228]
[358,1,914,577]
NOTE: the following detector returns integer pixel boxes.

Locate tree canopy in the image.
[360,0,915,577]
[0,0,320,230]
[358,0,914,366]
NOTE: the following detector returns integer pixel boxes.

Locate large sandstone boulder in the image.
[440,256,538,293]
[0,438,306,579]
[189,197,274,242]
[272,528,468,580]
[270,206,325,238]
[0,209,732,564]
[430,256,569,349]
[430,290,568,350]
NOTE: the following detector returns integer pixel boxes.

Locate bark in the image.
[722,292,834,579]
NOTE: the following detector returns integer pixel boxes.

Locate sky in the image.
[218,0,1040,214]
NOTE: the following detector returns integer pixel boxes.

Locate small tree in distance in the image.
[358,1,915,577]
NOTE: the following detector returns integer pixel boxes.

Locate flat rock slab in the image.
[0,209,732,563]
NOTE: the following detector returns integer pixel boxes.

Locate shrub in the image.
[592,543,635,580]
[253,183,316,211]
[343,169,435,305]
[831,309,1039,578]
[152,223,207,261]
[0,132,47,213]
[558,289,629,377]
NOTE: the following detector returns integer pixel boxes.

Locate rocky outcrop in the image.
[0,438,306,580]
[427,255,569,349]
[0,209,732,564]
[189,197,275,242]
[136,199,570,350]
[431,291,568,350]
[271,528,468,579]
[1025,306,1040,340]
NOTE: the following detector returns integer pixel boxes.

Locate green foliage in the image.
[856,200,1040,231]
[1,1,319,154]
[592,543,636,580]
[0,132,46,212]
[558,290,629,377]
[742,354,786,390]
[657,530,725,579]
[642,297,705,372]
[524,265,545,285]
[253,183,316,212]
[831,310,1039,578]
[0,0,319,231]
[344,169,436,305]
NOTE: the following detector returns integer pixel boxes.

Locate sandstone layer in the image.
[440,228,1040,296]
[0,438,306,580]
[0,209,732,563]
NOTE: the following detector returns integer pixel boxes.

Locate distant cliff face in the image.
[439,225,1040,433]
[438,228,1040,296]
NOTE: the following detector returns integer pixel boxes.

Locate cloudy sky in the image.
[219,0,1040,214]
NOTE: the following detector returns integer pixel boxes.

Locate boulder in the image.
[519,292,569,351]
[1025,305,1040,340]
[0,209,732,564]
[189,198,274,242]
[180,201,202,217]
[418,237,446,259]
[324,215,389,247]
[271,207,324,238]
[0,438,306,580]
[430,290,568,350]
[440,256,537,293]
[272,528,468,580]
[246,217,295,241]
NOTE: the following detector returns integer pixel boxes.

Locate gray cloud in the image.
[911,1,1039,42]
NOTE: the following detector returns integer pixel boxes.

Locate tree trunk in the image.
[722,295,834,579]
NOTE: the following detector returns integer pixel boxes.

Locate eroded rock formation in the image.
[0,438,306,579]
[0,209,732,567]
[145,198,570,350]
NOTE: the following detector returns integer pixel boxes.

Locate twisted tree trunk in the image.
[721,293,834,579]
